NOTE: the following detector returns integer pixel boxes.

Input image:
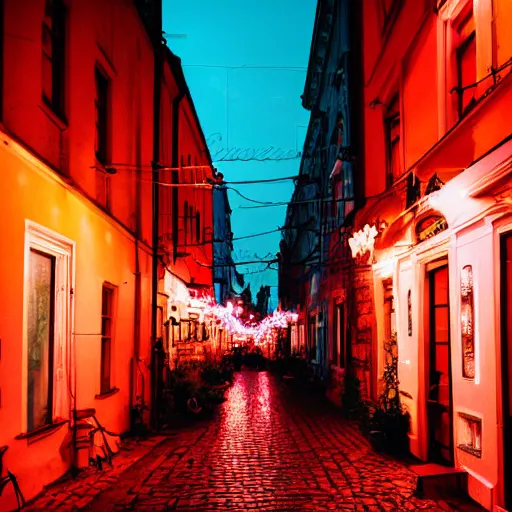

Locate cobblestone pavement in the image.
[26,371,481,511]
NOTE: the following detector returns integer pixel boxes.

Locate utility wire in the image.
[232,228,282,241]
[227,187,283,205]
[224,175,299,185]
[183,64,307,71]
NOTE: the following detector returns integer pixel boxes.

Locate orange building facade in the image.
[0,0,214,506]
[351,0,512,509]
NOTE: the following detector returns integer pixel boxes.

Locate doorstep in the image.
[410,463,486,511]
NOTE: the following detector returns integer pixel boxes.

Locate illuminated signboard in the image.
[415,215,448,243]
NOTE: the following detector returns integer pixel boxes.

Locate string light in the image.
[184,293,297,346]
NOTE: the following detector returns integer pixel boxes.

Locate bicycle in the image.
[0,446,25,511]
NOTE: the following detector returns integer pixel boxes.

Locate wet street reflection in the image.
[27,370,479,511]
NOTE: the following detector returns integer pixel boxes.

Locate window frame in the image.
[42,0,66,119]
[100,283,116,395]
[94,66,110,166]
[23,221,75,434]
[384,93,402,188]
[437,0,477,132]
[455,19,476,118]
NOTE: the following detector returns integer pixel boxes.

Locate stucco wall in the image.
[0,134,152,505]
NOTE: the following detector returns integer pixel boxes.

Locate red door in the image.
[500,234,512,508]
[427,265,454,465]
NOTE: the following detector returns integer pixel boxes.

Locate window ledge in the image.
[15,420,68,444]
[95,387,119,400]
[457,443,482,458]
[39,100,68,131]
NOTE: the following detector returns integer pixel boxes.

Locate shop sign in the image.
[415,215,448,243]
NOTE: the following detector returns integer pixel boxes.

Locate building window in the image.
[455,9,476,117]
[196,211,201,243]
[332,303,345,368]
[461,265,475,379]
[189,204,194,242]
[100,284,115,394]
[42,0,66,117]
[384,93,401,188]
[27,249,55,431]
[309,315,317,361]
[95,67,109,165]
[457,412,482,458]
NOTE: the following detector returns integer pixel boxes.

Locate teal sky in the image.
[163,0,316,310]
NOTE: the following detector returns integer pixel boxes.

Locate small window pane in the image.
[100,285,114,393]
[101,337,111,393]
[42,54,53,103]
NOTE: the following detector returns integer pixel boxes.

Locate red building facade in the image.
[281,0,512,508]
[350,0,512,509]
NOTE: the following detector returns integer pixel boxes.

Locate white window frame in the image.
[437,0,494,135]
[23,221,75,431]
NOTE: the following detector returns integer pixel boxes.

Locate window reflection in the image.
[27,250,55,430]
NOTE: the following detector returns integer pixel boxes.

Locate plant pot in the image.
[369,430,386,452]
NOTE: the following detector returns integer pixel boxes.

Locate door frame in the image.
[499,231,512,508]
[415,236,452,462]
[426,261,454,465]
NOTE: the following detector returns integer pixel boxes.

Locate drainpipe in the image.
[150,2,163,430]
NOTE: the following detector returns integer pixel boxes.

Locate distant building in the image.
[279,0,360,383]
[212,176,243,304]
[351,1,512,509]
[157,47,216,364]
[282,0,512,509]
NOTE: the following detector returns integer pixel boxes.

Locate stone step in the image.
[412,463,467,499]
[410,463,485,510]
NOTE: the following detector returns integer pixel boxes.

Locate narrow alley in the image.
[26,371,479,512]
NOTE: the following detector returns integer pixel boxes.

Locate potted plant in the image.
[367,333,410,455]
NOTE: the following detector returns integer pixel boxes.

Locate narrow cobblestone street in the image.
[27,371,478,511]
